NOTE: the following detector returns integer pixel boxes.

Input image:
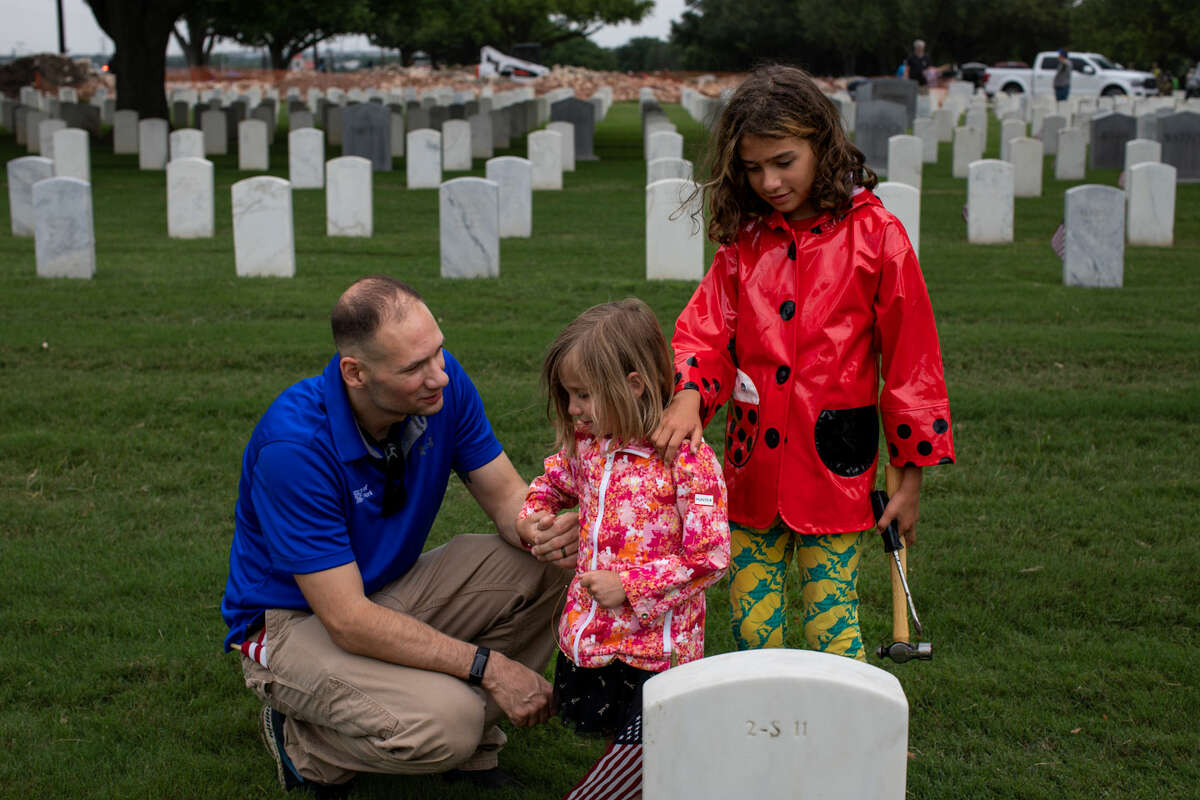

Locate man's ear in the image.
[340,355,367,389]
[626,371,646,398]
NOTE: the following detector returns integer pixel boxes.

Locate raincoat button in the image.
[776,365,790,384]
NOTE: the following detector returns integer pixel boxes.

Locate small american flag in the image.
[240,626,269,668]
[1050,222,1066,260]
[563,711,642,800]
[961,203,969,223]
[1117,170,1126,189]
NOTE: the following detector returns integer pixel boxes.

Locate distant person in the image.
[904,39,930,88]
[222,275,577,795]
[519,298,729,790]
[655,65,956,660]
[1054,49,1071,102]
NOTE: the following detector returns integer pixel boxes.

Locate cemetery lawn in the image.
[1,101,1198,800]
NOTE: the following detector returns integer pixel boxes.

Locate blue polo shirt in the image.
[221,351,502,651]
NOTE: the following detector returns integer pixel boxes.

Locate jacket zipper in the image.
[572,447,615,664]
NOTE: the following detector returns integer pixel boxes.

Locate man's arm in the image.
[463,452,579,568]
[293,560,552,727]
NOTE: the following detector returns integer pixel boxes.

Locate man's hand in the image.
[528,511,580,569]
[480,650,553,727]
[651,389,704,463]
[579,570,626,608]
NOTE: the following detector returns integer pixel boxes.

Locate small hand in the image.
[480,650,553,728]
[651,389,703,463]
[579,570,626,608]
[529,511,580,568]
[876,466,923,546]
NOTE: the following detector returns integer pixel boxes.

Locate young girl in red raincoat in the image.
[653,65,955,660]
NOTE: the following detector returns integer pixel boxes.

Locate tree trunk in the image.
[269,41,287,71]
[85,0,189,118]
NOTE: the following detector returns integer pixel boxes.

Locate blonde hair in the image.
[542,299,674,456]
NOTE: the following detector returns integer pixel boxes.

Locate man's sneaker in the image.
[444,766,525,791]
[259,706,354,798]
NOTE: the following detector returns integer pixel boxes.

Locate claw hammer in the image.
[872,465,932,663]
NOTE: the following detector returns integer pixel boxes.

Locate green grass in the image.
[1,101,1198,799]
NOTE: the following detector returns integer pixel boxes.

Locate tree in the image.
[614,37,682,72]
[367,0,653,66]
[1071,0,1200,75]
[83,0,191,118]
[172,5,220,68]
[208,0,373,71]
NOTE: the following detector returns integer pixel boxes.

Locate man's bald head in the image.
[331,275,424,358]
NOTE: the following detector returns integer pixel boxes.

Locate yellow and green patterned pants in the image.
[729,520,865,661]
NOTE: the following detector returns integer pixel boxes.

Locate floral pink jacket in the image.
[520,433,730,673]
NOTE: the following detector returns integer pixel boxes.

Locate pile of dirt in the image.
[0,53,109,99]
[163,63,851,104]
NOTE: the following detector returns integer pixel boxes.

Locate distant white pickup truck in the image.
[984,52,1158,98]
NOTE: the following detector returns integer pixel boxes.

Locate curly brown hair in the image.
[698,64,877,244]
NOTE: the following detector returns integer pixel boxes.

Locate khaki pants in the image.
[241,534,568,785]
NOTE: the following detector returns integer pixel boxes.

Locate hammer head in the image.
[877,641,933,663]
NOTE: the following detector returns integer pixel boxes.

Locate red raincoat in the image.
[672,188,955,534]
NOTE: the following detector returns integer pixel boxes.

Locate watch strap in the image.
[468,646,491,686]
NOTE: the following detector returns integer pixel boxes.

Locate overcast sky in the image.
[0,0,687,57]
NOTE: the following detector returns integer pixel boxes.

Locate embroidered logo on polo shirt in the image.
[353,484,375,504]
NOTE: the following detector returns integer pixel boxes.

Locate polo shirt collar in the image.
[323,354,432,463]
[323,354,369,464]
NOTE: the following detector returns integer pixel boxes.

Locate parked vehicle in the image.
[1187,62,1200,98]
[984,52,1157,98]
[958,62,989,89]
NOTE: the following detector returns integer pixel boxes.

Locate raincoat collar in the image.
[763,185,878,237]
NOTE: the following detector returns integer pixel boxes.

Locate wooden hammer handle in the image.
[885,465,910,645]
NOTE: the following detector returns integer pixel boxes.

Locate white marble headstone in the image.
[1126,162,1175,247]
[646,178,704,280]
[484,156,532,238]
[52,128,90,182]
[874,181,920,258]
[326,156,373,237]
[7,155,54,236]
[113,109,138,154]
[1123,138,1161,170]
[1000,118,1025,162]
[933,107,957,142]
[952,125,984,179]
[288,128,325,189]
[441,119,472,171]
[201,109,228,155]
[169,128,205,161]
[1010,137,1044,198]
[439,177,500,278]
[137,118,168,170]
[913,117,937,163]
[1064,185,1124,287]
[1054,128,1086,180]
[967,159,1014,244]
[647,157,693,184]
[546,121,576,171]
[167,157,214,238]
[647,129,683,164]
[231,176,295,277]
[406,129,442,189]
[527,130,563,190]
[886,135,922,191]
[38,118,67,160]
[643,650,908,800]
[238,119,269,171]
[33,177,95,279]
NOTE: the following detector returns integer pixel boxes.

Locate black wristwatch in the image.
[468,646,491,686]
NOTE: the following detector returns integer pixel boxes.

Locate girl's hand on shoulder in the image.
[652,389,704,463]
[579,570,626,608]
